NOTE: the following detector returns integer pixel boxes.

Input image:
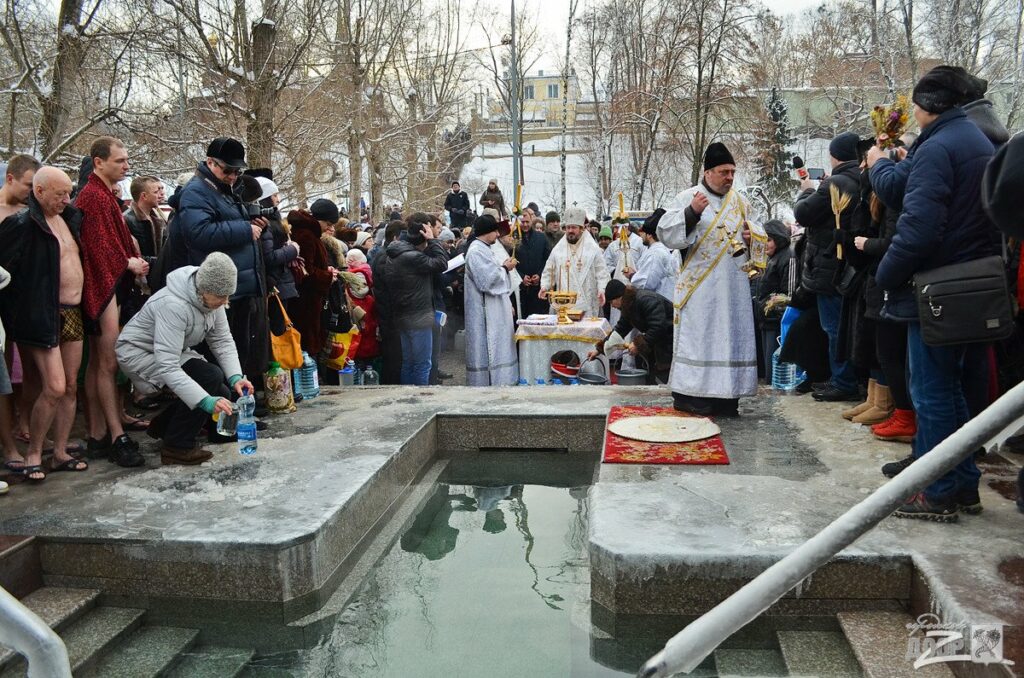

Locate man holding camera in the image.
[176,137,266,376]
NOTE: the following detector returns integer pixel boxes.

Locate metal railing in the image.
[638,380,1024,678]
[0,585,72,677]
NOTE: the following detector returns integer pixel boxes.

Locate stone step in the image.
[0,606,144,678]
[838,611,956,678]
[777,630,864,677]
[79,626,199,678]
[165,645,254,678]
[714,648,789,677]
[0,536,42,599]
[0,587,101,671]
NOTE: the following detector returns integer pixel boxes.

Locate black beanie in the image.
[913,65,972,114]
[473,214,500,236]
[642,208,666,235]
[605,279,626,302]
[703,142,735,170]
[829,132,861,163]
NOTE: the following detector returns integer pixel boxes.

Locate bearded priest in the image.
[540,207,610,319]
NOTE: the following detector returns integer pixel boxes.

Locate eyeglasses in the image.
[211,159,242,177]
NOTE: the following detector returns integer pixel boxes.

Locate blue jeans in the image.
[907,322,980,500]
[816,294,857,392]
[400,327,433,386]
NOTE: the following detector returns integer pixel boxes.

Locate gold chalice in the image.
[549,290,579,324]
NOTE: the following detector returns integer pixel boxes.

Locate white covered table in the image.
[515,316,612,383]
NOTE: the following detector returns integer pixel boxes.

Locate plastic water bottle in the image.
[300,351,319,398]
[569,378,580,386]
[363,365,380,385]
[771,345,800,392]
[348,360,362,385]
[518,378,528,386]
[536,378,546,386]
[236,386,258,456]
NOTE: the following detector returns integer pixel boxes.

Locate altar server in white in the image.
[464,215,519,386]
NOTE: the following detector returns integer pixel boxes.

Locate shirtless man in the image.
[0,167,87,481]
[0,154,42,467]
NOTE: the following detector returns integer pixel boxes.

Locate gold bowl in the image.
[549,290,579,324]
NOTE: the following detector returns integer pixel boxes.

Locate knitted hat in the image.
[703,142,735,170]
[196,252,237,297]
[473,214,500,236]
[598,225,613,239]
[439,227,456,242]
[829,132,860,163]
[310,198,340,224]
[354,231,372,248]
[563,207,586,227]
[605,279,626,302]
[913,65,972,114]
[346,249,367,266]
[256,177,279,201]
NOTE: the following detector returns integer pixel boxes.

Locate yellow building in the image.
[488,70,579,127]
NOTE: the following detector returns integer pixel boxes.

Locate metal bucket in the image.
[578,358,608,385]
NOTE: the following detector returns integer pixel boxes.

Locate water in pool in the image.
[288,456,633,677]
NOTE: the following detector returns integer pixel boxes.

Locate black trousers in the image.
[875,321,912,411]
[162,359,231,449]
[380,324,403,385]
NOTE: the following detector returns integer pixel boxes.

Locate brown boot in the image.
[853,384,895,425]
[842,379,875,420]
[161,445,213,466]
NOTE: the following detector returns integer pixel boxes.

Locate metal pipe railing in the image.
[638,380,1024,678]
[0,584,72,678]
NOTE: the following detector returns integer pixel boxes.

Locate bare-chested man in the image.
[0,167,87,481]
[76,137,146,467]
[0,154,42,469]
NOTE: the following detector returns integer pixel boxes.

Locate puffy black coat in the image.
[753,221,796,329]
[612,287,674,368]
[0,195,83,348]
[261,214,298,300]
[382,239,449,330]
[444,190,471,228]
[872,107,995,291]
[175,162,263,300]
[794,159,862,296]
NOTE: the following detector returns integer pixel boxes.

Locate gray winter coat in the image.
[115,266,242,409]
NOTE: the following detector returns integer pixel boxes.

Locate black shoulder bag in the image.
[913,254,1014,346]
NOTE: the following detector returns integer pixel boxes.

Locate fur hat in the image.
[642,208,666,235]
[473,214,500,236]
[563,207,586,227]
[310,198,339,224]
[196,252,237,297]
[703,142,735,170]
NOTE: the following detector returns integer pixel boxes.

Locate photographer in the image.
[176,137,266,376]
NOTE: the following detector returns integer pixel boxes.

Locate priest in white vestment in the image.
[540,207,610,319]
[629,208,678,302]
[464,215,520,386]
[658,142,768,417]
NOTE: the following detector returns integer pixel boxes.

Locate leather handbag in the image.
[270,294,304,369]
[913,255,1014,347]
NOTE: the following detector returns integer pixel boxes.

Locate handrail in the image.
[0,585,72,677]
[638,379,1024,678]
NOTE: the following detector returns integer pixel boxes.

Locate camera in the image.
[245,203,277,220]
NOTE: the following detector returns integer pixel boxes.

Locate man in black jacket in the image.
[124,175,166,263]
[793,131,863,402]
[382,219,449,385]
[589,280,673,384]
[443,182,471,231]
[514,221,551,317]
[372,220,407,384]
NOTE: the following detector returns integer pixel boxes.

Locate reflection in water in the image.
[293,480,631,678]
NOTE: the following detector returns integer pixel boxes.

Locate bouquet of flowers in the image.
[870,95,911,149]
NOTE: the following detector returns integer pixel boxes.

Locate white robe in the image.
[490,240,522,317]
[658,186,764,399]
[540,231,610,319]
[630,240,678,302]
[465,239,519,386]
[607,232,646,283]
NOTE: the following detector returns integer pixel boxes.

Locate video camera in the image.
[245,203,278,220]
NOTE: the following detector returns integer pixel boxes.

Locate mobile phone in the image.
[807,168,825,181]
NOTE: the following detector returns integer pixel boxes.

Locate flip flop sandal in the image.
[49,458,88,473]
[22,465,46,483]
[2,460,26,473]
[123,419,150,432]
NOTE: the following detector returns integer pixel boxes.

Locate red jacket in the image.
[76,174,133,319]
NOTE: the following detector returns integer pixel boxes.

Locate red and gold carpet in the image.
[603,406,730,465]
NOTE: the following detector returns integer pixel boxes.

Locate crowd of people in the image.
[0,64,1022,524]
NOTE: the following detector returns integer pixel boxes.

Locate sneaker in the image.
[812,386,861,402]
[955,486,983,515]
[893,492,959,522]
[109,435,145,468]
[84,433,112,459]
[882,454,914,478]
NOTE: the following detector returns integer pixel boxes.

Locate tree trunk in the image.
[39,0,86,158]
[247,20,277,167]
[347,133,362,215]
[368,143,385,223]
